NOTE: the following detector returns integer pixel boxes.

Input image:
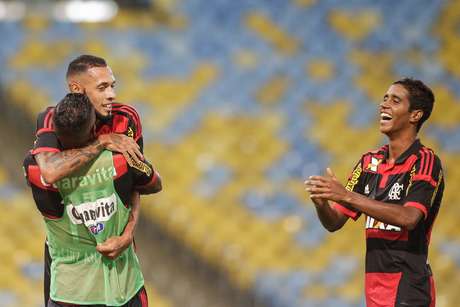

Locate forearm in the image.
[136,173,162,195]
[343,191,422,230]
[313,200,347,232]
[36,139,104,184]
[121,191,140,241]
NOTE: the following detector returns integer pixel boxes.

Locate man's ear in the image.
[410,109,423,125]
[68,80,83,93]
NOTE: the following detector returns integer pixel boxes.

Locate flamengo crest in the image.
[388,183,404,200]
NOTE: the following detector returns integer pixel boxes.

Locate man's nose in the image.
[379,100,389,109]
[107,87,116,100]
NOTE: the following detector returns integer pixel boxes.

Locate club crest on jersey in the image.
[367,157,381,172]
[388,182,404,200]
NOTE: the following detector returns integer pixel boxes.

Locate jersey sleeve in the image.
[128,158,159,188]
[23,153,63,218]
[128,113,143,153]
[32,107,61,155]
[115,104,143,153]
[404,151,443,220]
[332,157,366,220]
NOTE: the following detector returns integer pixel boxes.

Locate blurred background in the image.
[0,0,460,306]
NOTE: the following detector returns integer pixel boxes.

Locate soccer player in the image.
[305,78,444,307]
[31,54,148,305]
[24,93,161,306]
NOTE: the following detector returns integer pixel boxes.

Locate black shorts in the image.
[47,286,148,307]
[45,241,51,307]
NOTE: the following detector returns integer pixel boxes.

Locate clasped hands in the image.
[304,168,349,203]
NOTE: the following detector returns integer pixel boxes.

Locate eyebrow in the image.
[384,93,402,100]
[97,80,115,88]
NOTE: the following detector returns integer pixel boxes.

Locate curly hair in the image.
[53,93,94,137]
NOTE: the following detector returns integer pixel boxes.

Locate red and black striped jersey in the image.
[23,151,159,219]
[333,139,444,307]
[32,102,143,155]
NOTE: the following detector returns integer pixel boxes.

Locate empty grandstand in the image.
[0,0,459,306]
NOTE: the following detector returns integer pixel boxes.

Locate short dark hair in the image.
[66,54,107,78]
[53,93,94,137]
[393,78,434,132]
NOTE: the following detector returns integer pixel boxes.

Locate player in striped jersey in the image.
[306,78,444,307]
[30,55,152,305]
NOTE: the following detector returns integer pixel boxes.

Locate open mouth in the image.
[380,112,392,122]
[102,104,112,113]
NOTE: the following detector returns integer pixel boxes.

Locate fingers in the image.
[97,243,120,260]
[304,176,328,184]
[310,193,331,199]
[96,243,111,253]
[132,146,143,162]
[326,167,337,180]
[127,148,142,164]
[123,152,134,167]
[305,186,331,194]
[304,179,327,187]
[104,134,143,159]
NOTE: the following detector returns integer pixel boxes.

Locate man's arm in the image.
[130,158,162,195]
[308,168,423,230]
[136,171,162,194]
[36,139,104,184]
[306,158,366,231]
[310,197,348,232]
[36,134,143,184]
[96,191,140,260]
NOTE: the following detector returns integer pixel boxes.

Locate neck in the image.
[387,130,417,163]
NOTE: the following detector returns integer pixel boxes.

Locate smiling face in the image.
[67,66,116,118]
[379,84,422,137]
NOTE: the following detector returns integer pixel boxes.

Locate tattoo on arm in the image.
[37,140,104,182]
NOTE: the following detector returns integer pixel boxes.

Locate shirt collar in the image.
[383,139,422,164]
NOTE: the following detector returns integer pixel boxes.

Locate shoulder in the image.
[23,152,36,169]
[415,144,443,172]
[111,102,143,138]
[36,106,56,130]
[112,103,141,123]
[360,145,387,163]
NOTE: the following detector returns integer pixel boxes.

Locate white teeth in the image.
[380,113,392,120]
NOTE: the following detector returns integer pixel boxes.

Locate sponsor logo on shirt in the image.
[67,194,117,232]
[89,223,104,235]
[56,166,116,190]
[365,216,401,231]
[346,164,362,192]
[388,182,404,200]
[127,157,153,177]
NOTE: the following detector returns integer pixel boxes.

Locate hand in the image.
[310,195,329,207]
[305,168,349,203]
[96,235,132,260]
[305,178,329,207]
[98,133,143,166]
